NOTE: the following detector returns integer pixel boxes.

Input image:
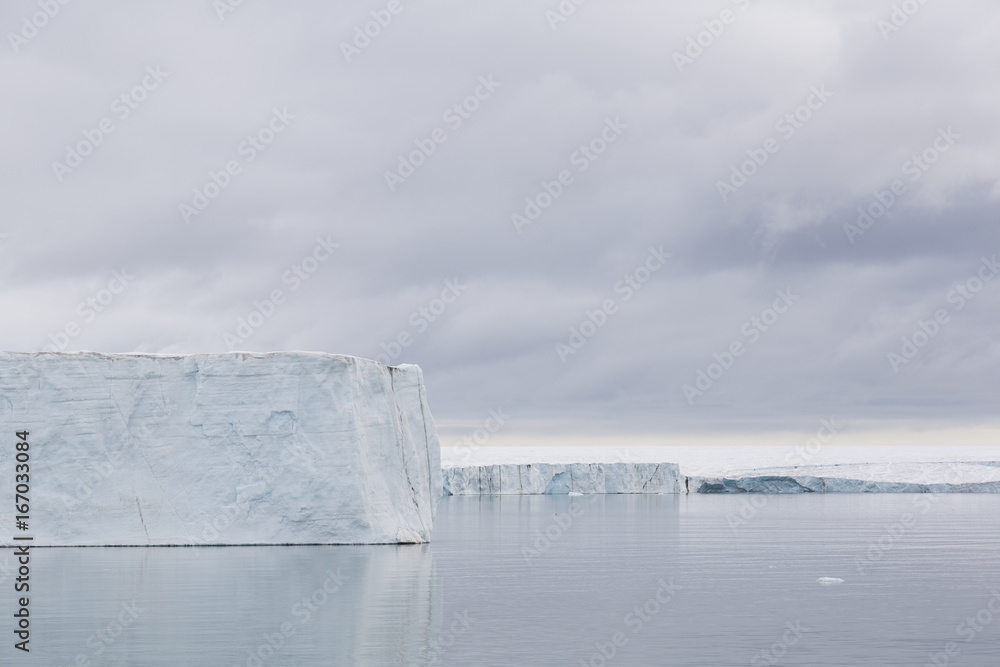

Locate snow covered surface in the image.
[441,446,1000,494]
[0,352,441,546]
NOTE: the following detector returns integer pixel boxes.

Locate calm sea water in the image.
[3,494,999,666]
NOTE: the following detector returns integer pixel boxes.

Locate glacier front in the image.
[0,351,441,546]
[443,462,682,495]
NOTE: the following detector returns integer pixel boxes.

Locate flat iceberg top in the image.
[1,349,414,367]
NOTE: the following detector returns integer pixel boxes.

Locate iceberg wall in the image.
[441,460,1000,495]
[443,462,682,495]
[0,351,441,546]
[688,465,1000,494]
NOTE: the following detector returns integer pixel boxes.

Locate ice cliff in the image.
[0,352,441,546]
[440,447,1000,495]
[688,462,1000,493]
[443,462,682,495]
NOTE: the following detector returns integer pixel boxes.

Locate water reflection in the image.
[6,495,1000,666]
[20,544,439,666]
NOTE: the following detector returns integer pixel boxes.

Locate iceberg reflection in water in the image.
[18,544,439,665]
[7,495,1000,666]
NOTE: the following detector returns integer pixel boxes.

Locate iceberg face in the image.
[442,462,682,495]
[688,462,1000,494]
[0,352,441,546]
[443,459,1000,496]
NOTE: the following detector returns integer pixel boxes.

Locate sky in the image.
[2,0,998,443]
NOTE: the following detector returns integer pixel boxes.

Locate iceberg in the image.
[816,577,844,585]
[442,462,682,495]
[0,351,441,546]
[440,451,1000,495]
[688,462,1000,494]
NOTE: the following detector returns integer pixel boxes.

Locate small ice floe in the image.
[568,491,584,497]
[816,577,844,585]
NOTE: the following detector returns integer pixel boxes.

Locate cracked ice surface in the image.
[0,351,441,546]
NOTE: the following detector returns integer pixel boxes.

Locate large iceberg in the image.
[0,352,441,546]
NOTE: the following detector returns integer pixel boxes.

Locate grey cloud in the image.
[2,0,998,435]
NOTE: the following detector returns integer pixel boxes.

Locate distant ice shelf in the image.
[443,462,682,495]
[440,450,1000,495]
[688,462,1000,494]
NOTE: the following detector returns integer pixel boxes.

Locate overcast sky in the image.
[2,0,998,441]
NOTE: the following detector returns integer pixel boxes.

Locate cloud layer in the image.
[2,0,998,435]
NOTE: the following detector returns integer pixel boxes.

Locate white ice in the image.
[0,352,441,546]
[441,446,1000,494]
[816,578,845,585]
